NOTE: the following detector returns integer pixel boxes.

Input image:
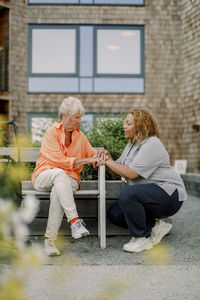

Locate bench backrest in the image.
[0,147,39,162]
[0,147,103,163]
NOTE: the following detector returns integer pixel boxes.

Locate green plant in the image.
[81,114,127,180]
[0,126,9,147]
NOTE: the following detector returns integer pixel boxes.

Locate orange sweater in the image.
[32,122,95,183]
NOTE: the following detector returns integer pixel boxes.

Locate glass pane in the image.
[31,116,55,143]
[80,114,94,131]
[97,29,141,74]
[94,77,144,93]
[94,0,144,4]
[32,28,76,74]
[29,0,78,4]
[28,77,79,93]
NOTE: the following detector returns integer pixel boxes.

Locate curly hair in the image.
[128,108,160,145]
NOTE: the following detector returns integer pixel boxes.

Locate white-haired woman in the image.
[32,97,100,256]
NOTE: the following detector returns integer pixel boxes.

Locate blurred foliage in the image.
[81,114,127,180]
[0,120,32,205]
[0,115,9,147]
[0,278,27,300]
[0,126,9,147]
[143,243,172,265]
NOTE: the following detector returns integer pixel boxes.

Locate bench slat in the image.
[22,189,100,197]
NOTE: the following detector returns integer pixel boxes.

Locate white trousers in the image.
[34,168,79,240]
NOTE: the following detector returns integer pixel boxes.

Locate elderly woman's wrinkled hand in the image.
[89,156,101,168]
[94,149,111,161]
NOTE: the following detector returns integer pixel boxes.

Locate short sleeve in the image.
[129,138,169,179]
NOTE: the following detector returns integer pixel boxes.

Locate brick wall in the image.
[0,7,9,91]
[179,0,200,172]
[7,0,200,171]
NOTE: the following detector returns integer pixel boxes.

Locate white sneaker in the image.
[123,237,153,253]
[150,220,172,246]
[71,219,90,239]
[44,238,60,256]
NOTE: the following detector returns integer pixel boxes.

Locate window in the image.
[28,25,144,93]
[28,112,95,143]
[28,113,56,143]
[28,112,123,143]
[28,0,145,6]
[96,29,141,75]
[32,28,76,74]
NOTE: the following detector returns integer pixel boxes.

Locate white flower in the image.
[0,199,13,215]
[21,193,40,224]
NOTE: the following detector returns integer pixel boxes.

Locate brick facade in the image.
[179,0,200,172]
[0,0,199,171]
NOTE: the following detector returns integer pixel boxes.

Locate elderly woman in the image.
[32,97,99,256]
[100,108,187,253]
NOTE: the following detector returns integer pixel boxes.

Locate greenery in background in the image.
[81,114,127,180]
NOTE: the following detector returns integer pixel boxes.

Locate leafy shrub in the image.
[81,114,127,180]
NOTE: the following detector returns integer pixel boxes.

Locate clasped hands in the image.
[91,149,112,167]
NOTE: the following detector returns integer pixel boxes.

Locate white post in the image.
[98,164,106,249]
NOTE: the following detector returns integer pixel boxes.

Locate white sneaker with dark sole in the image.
[123,237,153,253]
[71,219,90,239]
[150,220,172,246]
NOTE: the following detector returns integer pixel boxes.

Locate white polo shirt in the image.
[116,136,187,201]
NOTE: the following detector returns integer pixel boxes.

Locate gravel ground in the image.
[0,194,200,300]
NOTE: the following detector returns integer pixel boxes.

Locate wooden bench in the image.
[0,147,106,249]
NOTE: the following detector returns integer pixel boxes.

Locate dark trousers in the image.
[107,184,183,238]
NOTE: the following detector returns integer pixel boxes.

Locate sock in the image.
[70,217,79,226]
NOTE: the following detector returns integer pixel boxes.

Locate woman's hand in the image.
[74,156,100,168]
[90,156,101,168]
[94,149,112,162]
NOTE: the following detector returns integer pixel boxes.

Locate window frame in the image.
[28,24,145,94]
[27,0,145,6]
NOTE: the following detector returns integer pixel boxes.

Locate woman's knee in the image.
[107,202,127,228]
[54,170,69,184]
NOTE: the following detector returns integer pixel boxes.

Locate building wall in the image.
[0,7,9,92]
[7,0,200,170]
[179,0,200,172]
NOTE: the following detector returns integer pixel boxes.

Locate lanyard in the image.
[122,143,134,165]
[121,143,134,184]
